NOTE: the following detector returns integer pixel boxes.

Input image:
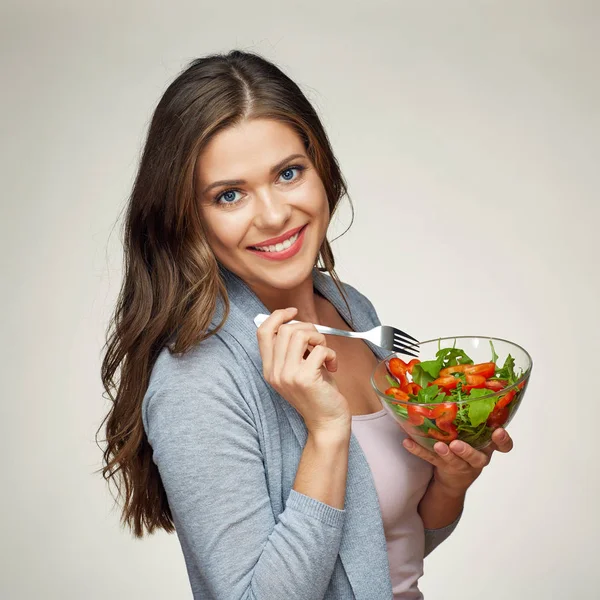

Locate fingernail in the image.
[435,443,449,456]
[497,430,508,441]
[453,441,466,454]
[404,439,415,450]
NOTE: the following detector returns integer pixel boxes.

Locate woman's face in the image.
[196,118,330,294]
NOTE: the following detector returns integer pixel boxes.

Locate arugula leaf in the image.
[495,354,517,384]
[391,403,408,419]
[412,363,437,387]
[385,375,400,388]
[467,389,496,427]
[436,347,474,368]
[413,384,440,404]
[416,416,439,434]
[489,340,499,365]
[419,358,443,378]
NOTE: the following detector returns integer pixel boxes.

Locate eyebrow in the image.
[201,153,307,195]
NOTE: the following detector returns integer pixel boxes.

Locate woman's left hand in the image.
[402,428,514,496]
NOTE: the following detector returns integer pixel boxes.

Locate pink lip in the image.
[247,225,307,261]
[250,225,305,248]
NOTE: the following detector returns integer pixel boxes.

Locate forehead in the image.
[196,118,306,182]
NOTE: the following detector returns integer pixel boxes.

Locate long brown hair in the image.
[98,50,354,537]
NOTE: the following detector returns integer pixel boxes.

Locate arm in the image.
[420,478,464,556]
[144,343,347,600]
[403,430,515,557]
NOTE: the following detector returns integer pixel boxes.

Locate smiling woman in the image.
[197,119,330,295]
[98,50,468,600]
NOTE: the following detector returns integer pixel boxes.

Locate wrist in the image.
[430,477,468,501]
[307,419,351,445]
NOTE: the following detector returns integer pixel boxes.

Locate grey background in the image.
[1,1,598,598]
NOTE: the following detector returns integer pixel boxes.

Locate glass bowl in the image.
[370,336,533,450]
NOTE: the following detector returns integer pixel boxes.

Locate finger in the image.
[303,343,338,374]
[272,323,320,375]
[490,428,514,454]
[448,440,490,469]
[432,442,474,471]
[286,328,328,367]
[256,308,298,377]
[402,438,442,468]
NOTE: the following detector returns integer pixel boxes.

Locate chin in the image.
[237,253,318,292]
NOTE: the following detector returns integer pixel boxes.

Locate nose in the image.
[253,189,292,231]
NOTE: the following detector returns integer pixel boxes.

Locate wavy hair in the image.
[98,50,353,537]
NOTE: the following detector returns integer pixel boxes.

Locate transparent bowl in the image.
[371,336,533,450]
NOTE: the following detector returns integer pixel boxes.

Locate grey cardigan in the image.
[142,267,459,599]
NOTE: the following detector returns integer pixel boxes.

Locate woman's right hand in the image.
[257,307,351,435]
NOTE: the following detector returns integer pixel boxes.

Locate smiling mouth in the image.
[249,225,306,253]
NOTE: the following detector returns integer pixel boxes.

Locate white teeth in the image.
[254,230,301,252]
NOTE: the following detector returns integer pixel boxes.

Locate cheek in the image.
[294,177,329,218]
[204,209,250,251]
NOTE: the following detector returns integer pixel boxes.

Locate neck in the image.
[248,272,326,326]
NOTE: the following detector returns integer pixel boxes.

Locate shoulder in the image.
[142,330,258,436]
[340,279,377,314]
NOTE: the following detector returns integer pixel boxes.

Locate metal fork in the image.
[253,314,420,357]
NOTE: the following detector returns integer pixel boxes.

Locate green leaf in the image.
[412,364,436,388]
[417,385,441,404]
[419,358,444,378]
[385,375,400,388]
[467,389,497,427]
[391,403,408,419]
[495,354,517,384]
[435,347,474,368]
[489,340,499,365]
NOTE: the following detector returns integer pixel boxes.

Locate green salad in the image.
[383,341,526,447]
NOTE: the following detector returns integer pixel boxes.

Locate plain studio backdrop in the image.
[1,1,598,598]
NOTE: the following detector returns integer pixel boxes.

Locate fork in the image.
[253,314,420,357]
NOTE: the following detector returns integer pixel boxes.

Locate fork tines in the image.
[393,328,420,358]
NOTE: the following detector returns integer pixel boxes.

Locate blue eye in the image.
[280,167,302,182]
[216,190,241,205]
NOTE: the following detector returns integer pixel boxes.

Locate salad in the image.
[383,341,527,448]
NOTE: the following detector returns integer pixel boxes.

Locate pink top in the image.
[352,409,433,600]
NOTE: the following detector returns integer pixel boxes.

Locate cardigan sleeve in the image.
[142,336,345,600]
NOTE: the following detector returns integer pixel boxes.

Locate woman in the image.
[100,50,513,599]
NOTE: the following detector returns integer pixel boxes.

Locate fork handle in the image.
[253,313,363,339]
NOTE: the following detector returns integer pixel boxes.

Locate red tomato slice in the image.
[403,382,421,395]
[432,376,458,390]
[427,426,458,442]
[465,362,496,378]
[407,404,434,425]
[463,374,486,393]
[487,405,510,428]
[385,387,410,403]
[484,379,508,392]
[430,402,458,422]
[388,358,409,386]
[496,389,517,410]
[439,364,468,377]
